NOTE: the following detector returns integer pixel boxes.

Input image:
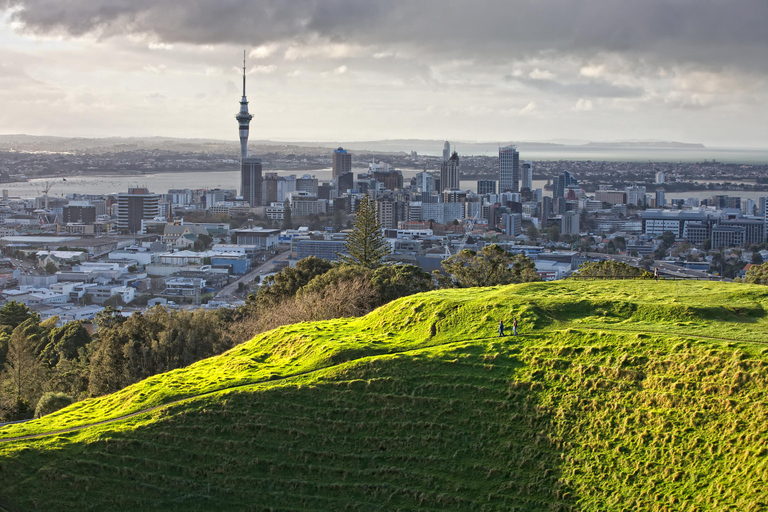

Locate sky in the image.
[0,0,767,148]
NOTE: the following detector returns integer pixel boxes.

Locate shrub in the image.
[575,260,652,279]
[34,392,74,419]
[743,262,768,285]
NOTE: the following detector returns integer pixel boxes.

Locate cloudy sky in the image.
[1,0,766,147]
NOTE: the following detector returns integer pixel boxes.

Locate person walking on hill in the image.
[654,267,659,282]
[498,320,505,337]
[512,318,518,336]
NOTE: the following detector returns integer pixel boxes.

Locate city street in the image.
[214,249,290,300]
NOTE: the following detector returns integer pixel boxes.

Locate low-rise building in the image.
[164,277,205,297]
[39,305,105,326]
[37,250,88,269]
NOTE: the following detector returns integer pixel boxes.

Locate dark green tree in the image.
[332,208,346,231]
[44,261,58,274]
[193,233,213,251]
[103,294,126,309]
[437,245,540,288]
[339,195,390,268]
[95,306,127,331]
[281,199,293,230]
[3,325,46,407]
[41,321,92,368]
[547,225,560,242]
[371,264,434,305]
[254,256,333,308]
[88,327,126,396]
[661,231,676,247]
[0,301,38,332]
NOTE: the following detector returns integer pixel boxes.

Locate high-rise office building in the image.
[332,148,352,178]
[337,172,354,194]
[521,161,533,191]
[763,196,768,242]
[236,52,262,207]
[540,196,552,228]
[241,158,263,207]
[116,188,160,234]
[414,171,435,194]
[441,151,460,191]
[296,174,319,195]
[553,171,577,200]
[499,145,520,192]
[263,173,279,204]
[561,210,580,235]
[442,141,451,162]
[477,180,497,195]
[63,202,96,224]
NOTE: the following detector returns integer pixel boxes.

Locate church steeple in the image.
[235,50,254,160]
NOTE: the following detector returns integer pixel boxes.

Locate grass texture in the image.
[0,280,767,511]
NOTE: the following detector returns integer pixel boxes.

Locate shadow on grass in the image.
[0,340,580,512]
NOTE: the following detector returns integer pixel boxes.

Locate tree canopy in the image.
[253,256,334,308]
[437,245,540,288]
[575,260,652,279]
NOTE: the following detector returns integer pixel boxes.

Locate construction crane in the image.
[444,199,483,258]
[39,180,55,210]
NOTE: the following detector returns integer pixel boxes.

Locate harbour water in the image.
[3,170,766,204]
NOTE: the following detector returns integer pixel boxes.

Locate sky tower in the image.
[235,50,253,160]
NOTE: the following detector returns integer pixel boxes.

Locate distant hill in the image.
[0,134,707,156]
[2,280,767,511]
[584,140,706,149]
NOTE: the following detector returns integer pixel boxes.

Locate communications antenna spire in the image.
[242,49,247,97]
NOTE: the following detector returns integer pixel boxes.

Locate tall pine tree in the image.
[340,195,390,268]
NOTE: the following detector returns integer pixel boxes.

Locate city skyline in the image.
[1,1,767,148]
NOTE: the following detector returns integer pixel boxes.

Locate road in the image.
[214,250,290,299]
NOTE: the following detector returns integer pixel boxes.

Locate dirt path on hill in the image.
[575,325,768,345]
[1,326,764,444]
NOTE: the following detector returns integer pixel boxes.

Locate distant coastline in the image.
[0,134,766,164]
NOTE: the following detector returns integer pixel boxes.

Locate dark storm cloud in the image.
[2,0,767,71]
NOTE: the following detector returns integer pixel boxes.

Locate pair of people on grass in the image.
[498,317,517,337]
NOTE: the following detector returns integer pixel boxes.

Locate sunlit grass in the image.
[1,280,767,510]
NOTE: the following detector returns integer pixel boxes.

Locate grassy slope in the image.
[0,280,767,511]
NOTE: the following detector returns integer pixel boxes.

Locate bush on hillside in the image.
[297,263,434,308]
[575,260,652,279]
[298,264,371,298]
[229,276,377,344]
[254,257,333,308]
[370,264,434,305]
[743,261,768,284]
[436,245,540,288]
[34,391,74,418]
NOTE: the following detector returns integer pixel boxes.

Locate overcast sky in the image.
[1,0,767,147]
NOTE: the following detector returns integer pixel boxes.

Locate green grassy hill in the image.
[1,280,767,511]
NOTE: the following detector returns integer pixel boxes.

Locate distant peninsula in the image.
[584,140,706,149]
